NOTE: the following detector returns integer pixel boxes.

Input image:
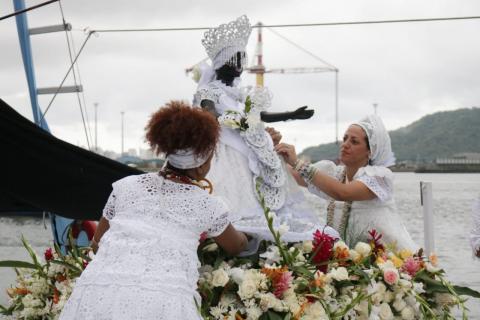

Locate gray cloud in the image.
[2,0,480,153]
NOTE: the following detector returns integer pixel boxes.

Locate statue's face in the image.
[225,51,246,75]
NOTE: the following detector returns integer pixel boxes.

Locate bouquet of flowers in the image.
[218,86,272,132]
[0,234,91,320]
[197,185,480,320]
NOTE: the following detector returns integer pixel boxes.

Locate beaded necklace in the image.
[326,169,352,240]
[159,168,213,194]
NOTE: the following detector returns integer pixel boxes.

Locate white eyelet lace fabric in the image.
[59,173,229,320]
[306,161,417,250]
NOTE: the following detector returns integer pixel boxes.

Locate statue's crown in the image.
[202,15,252,61]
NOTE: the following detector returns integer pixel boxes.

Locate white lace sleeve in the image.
[206,197,231,237]
[193,86,222,106]
[471,197,480,257]
[102,191,116,220]
[306,160,343,200]
[355,166,394,202]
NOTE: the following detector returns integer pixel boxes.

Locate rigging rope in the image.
[58,0,92,150]
[87,15,480,33]
[265,27,337,70]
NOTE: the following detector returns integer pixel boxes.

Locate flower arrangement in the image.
[0,234,91,320]
[196,184,480,320]
[218,87,271,132]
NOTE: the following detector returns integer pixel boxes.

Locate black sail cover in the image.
[0,99,143,220]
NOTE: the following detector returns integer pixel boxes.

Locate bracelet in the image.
[295,160,317,183]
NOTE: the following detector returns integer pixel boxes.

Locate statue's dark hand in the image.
[292,106,314,120]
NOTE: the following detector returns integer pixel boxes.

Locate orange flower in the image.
[334,247,350,261]
[261,266,288,282]
[14,287,30,295]
[429,253,438,267]
[293,302,308,320]
[53,287,60,304]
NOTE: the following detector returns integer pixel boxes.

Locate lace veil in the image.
[353,115,396,167]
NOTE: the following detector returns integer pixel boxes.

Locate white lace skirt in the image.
[59,282,202,320]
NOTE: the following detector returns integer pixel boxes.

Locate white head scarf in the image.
[166,149,211,169]
[353,115,396,167]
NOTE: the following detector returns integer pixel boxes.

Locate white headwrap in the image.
[166,149,211,169]
[353,115,396,167]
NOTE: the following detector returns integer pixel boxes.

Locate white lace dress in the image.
[194,81,338,247]
[307,161,418,251]
[59,173,230,320]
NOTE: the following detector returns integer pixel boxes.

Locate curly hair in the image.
[145,100,220,159]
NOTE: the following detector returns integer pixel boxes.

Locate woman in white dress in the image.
[59,101,247,320]
[275,115,418,250]
[193,16,338,248]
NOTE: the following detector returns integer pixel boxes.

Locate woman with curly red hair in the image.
[60,101,247,320]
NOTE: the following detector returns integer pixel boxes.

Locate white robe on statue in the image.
[194,80,338,248]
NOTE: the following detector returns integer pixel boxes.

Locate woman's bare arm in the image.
[214,224,248,256]
[90,217,110,253]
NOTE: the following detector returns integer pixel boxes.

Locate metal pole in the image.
[335,70,339,144]
[121,111,125,156]
[94,103,98,152]
[420,181,435,255]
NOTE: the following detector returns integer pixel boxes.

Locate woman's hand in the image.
[265,127,282,146]
[274,143,298,166]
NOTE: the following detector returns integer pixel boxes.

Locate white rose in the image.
[211,269,229,287]
[221,119,241,130]
[245,306,263,320]
[303,301,327,320]
[228,267,245,285]
[21,294,43,308]
[393,298,407,311]
[401,306,415,320]
[302,240,313,253]
[425,262,440,273]
[349,249,360,261]
[371,292,384,305]
[354,242,371,256]
[238,279,258,300]
[378,302,394,320]
[383,290,395,303]
[330,267,349,281]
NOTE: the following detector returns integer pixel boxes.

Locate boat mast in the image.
[13,0,49,131]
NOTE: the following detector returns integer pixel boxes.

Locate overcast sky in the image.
[2,0,479,154]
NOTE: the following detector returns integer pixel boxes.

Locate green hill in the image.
[300,108,480,162]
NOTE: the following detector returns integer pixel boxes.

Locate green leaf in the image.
[245,96,252,114]
[50,260,82,273]
[415,270,480,298]
[0,260,38,269]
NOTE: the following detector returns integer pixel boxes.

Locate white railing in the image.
[420,181,435,255]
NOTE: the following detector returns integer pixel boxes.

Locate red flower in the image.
[312,229,335,273]
[368,229,385,255]
[83,260,89,269]
[44,248,54,261]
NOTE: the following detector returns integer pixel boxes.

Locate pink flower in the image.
[402,257,421,276]
[199,231,208,243]
[383,268,399,285]
[44,248,53,261]
[273,271,293,298]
